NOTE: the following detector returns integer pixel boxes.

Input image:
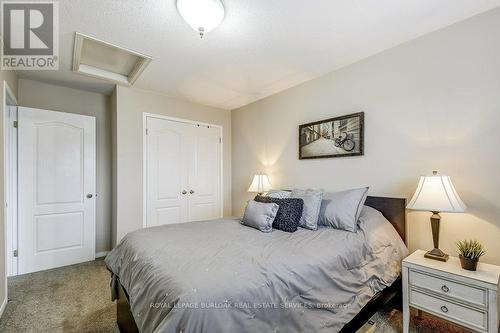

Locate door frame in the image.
[3,81,18,279]
[142,113,223,228]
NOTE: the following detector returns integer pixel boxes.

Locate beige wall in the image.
[232,8,500,265]
[0,69,17,313]
[18,79,112,254]
[113,86,231,243]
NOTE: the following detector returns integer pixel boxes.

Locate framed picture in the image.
[299,112,364,159]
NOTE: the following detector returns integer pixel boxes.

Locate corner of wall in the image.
[110,86,118,247]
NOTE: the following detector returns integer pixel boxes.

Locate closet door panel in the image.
[146,118,190,227]
[188,126,221,222]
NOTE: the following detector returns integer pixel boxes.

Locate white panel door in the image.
[145,116,222,227]
[18,107,96,274]
[146,117,190,227]
[187,125,221,221]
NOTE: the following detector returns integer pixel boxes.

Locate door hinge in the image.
[13,250,18,257]
[219,137,221,143]
[13,120,18,128]
[145,128,148,135]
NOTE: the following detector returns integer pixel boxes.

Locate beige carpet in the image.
[0,259,118,333]
[0,259,470,333]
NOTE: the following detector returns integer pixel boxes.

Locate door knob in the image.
[189,190,195,194]
[182,190,187,195]
[86,193,93,199]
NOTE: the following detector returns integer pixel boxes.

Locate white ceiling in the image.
[18,0,500,110]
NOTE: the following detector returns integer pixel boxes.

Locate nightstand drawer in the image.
[409,269,487,307]
[410,289,488,332]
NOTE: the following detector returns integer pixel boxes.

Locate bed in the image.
[105,196,408,333]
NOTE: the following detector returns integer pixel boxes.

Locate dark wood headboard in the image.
[365,196,406,244]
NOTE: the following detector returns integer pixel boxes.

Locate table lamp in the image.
[406,171,466,261]
[248,174,272,195]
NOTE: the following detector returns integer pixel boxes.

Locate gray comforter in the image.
[105,206,408,333]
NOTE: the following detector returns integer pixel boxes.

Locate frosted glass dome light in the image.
[176,0,225,38]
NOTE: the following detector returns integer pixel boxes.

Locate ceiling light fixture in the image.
[176,0,225,38]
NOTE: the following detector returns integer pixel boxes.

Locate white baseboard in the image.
[95,251,109,258]
[0,295,7,318]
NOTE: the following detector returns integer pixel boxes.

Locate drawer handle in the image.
[441,285,449,293]
[440,306,448,313]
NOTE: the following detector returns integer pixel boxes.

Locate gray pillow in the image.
[266,189,291,199]
[290,189,324,230]
[318,187,369,232]
[241,200,279,232]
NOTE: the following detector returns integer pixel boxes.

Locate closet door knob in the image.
[182,190,187,195]
[189,190,195,194]
[86,193,93,199]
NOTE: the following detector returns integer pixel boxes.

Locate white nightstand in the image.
[403,250,500,333]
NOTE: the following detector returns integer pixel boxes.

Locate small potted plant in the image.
[456,239,485,271]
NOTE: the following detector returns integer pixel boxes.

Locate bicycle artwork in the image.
[299,112,364,159]
[334,132,356,152]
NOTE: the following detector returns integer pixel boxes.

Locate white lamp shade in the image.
[248,174,272,193]
[177,0,225,35]
[407,173,466,213]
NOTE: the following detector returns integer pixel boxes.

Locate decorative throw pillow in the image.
[290,189,324,230]
[241,200,279,232]
[318,187,369,233]
[266,189,291,199]
[254,195,303,233]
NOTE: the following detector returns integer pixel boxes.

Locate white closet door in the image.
[146,117,190,227]
[18,107,96,274]
[145,116,222,227]
[187,125,222,221]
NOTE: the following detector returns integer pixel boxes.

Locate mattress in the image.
[105,205,408,333]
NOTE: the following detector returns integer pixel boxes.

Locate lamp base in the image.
[425,248,449,262]
[425,212,449,262]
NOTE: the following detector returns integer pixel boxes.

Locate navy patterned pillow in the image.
[254,195,303,232]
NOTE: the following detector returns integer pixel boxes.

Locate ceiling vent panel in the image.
[73,32,152,86]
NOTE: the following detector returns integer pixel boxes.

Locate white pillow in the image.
[318,187,369,232]
[266,189,291,199]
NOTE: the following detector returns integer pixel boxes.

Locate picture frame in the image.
[299,112,364,159]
